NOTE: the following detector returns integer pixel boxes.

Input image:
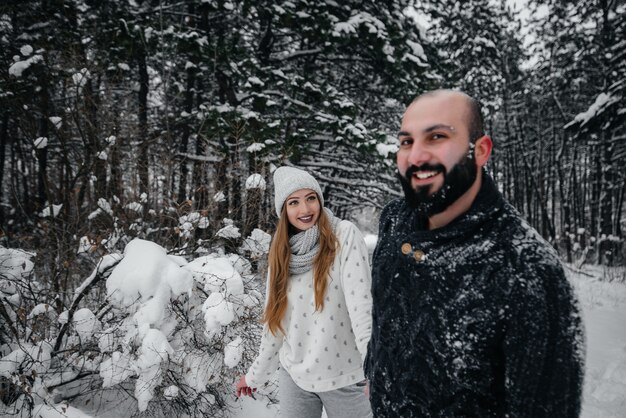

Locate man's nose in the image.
[407,140,431,166]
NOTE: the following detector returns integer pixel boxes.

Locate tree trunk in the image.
[557,136,572,262]
[36,72,50,209]
[177,68,194,203]
[192,140,209,210]
[244,187,263,238]
[0,111,7,223]
[214,156,229,233]
[214,40,240,227]
[85,78,106,200]
[600,130,613,236]
[109,115,122,200]
[137,45,150,198]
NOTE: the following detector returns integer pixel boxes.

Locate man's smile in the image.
[411,169,442,187]
[414,171,439,180]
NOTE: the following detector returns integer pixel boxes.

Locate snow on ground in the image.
[228,393,280,418]
[33,403,94,418]
[568,264,626,418]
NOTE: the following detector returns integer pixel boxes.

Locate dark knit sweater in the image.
[365,173,584,417]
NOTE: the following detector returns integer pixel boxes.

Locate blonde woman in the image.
[236,166,372,418]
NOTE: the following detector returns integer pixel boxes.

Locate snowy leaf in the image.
[125,202,143,212]
[213,191,226,202]
[376,137,398,158]
[72,68,90,88]
[247,76,264,86]
[40,203,62,218]
[73,308,100,341]
[8,54,43,77]
[49,116,62,129]
[20,44,33,56]
[107,238,193,308]
[0,248,35,278]
[34,137,48,149]
[216,224,241,239]
[135,329,174,411]
[198,217,209,229]
[185,256,244,296]
[164,385,179,399]
[241,229,271,258]
[100,351,134,388]
[568,92,620,128]
[202,292,235,335]
[246,142,265,153]
[245,174,266,190]
[28,303,53,319]
[406,39,427,61]
[224,336,243,368]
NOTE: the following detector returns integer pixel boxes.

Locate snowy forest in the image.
[0,0,625,417]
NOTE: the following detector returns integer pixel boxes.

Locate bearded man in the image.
[364,90,584,417]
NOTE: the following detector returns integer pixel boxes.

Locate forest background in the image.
[0,0,624,416]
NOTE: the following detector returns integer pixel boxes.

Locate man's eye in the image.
[431,133,447,140]
[399,138,413,146]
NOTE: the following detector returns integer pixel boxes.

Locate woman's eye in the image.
[307,195,317,201]
[288,200,298,206]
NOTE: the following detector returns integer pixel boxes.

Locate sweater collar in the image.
[395,171,505,242]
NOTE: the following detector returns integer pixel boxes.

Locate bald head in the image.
[410,90,485,143]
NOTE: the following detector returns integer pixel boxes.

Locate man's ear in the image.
[474,135,492,167]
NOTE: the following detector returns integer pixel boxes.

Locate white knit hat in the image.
[273,166,324,216]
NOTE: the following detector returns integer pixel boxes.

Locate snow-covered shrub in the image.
[0,222,271,417]
[94,238,267,415]
[241,228,271,260]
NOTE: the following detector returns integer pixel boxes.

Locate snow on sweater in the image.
[245,220,372,392]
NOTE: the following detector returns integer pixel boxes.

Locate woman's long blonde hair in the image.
[262,202,339,336]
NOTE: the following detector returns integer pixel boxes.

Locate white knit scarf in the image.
[289,208,340,275]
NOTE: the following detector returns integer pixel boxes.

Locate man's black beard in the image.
[398,149,478,219]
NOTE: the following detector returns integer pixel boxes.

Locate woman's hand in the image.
[236,375,257,398]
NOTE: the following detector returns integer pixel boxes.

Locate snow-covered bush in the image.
[0,230,270,417]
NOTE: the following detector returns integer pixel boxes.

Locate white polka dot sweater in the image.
[245,220,372,392]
